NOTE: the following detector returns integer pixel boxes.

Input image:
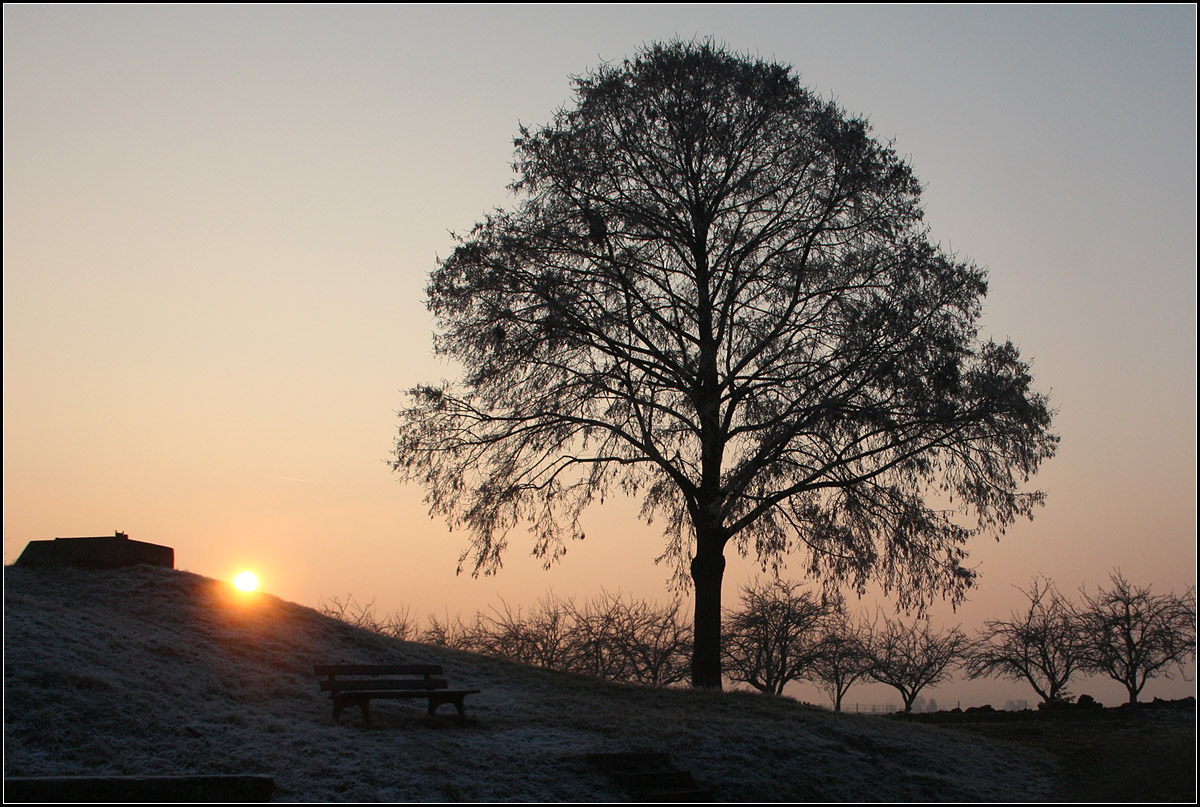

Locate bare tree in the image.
[470,594,575,669]
[965,576,1085,705]
[806,610,873,712]
[420,610,478,650]
[865,614,967,712]
[417,589,688,686]
[317,594,417,640]
[607,595,693,688]
[563,591,632,681]
[518,592,576,670]
[565,590,691,684]
[392,39,1058,688]
[723,578,836,695]
[1077,570,1197,704]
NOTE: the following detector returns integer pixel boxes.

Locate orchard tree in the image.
[565,590,692,686]
[965,576,1085,705]
[392,39,1058,688]
[471,594,575,669]
[1078,570,1197,704]
[807,610,873,712]
[597,594,693,688]
[723,578,836,695]
[865,614,968,712]
[317,595,417,640]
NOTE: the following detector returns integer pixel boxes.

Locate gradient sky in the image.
[4,5,1196,707]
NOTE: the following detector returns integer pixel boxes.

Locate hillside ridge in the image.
[4,565,1055,801]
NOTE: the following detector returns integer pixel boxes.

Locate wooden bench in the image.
[314,664,480,726]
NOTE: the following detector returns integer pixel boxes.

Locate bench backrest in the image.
[314,664,443,677]
[314,664,449,692]
[317,678,450,692]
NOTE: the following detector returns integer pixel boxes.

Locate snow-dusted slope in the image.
[4,565,1055,801]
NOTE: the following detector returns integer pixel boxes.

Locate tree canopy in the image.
[393,39,1057,687]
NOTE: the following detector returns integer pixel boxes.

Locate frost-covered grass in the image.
[4,565,1056,801]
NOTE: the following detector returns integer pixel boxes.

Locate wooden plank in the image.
[333,689,478,700]
[319,678,450,692]
[313,663,442,676]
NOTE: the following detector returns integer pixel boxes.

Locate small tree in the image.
[1077,570,1197,704]
[561,590,692,685]
[807,611,873,712]
[317,594,417,640]
[965,576,1086,705]
[420,610,478,650]
[722,578,836,695]
[866,613,967,712]
[419,589,689,686]
[470,594,575,669]
[565,590,635,681]
[607,595,693,688]
[521,592,576,670]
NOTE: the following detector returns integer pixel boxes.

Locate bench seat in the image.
[314,664,480,726]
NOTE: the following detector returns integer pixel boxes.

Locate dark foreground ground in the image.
[889,698,1196,803]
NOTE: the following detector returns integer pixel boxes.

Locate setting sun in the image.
[233,571,259,592]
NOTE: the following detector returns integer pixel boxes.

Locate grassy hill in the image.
[4,565,1057,801]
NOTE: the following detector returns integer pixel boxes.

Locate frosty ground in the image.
[3,565,1057,801]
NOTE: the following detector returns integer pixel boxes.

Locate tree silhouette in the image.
[722,578,835,695]
[393,39,1058,687]
[1077,570,1197,704]
[865,614,967,712]
[807,610,873,712]
[565,590,692,686]
[965,576,1085,705]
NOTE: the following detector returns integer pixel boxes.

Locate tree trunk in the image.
[690,547,726,689]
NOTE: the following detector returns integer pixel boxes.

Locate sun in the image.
[233,571,259,592]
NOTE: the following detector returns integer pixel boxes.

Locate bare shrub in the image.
[317,594,417,640]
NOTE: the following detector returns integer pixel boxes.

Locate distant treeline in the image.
[319,570,1195,711]
[319,589,691,687]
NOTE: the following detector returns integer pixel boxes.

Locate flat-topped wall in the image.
[14,532,174,570]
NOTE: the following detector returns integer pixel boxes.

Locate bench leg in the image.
[332,695,371,726]
[427,695,468,725]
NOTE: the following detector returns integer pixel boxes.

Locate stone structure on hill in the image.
[14,531,174,569]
